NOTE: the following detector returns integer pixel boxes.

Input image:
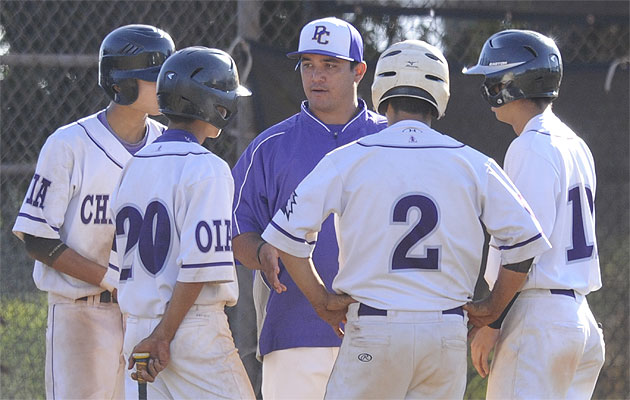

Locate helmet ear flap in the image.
[112,79,139,106]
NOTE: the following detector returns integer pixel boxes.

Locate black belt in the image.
[550,289,575,298]
[77,291,117,303]
[358,303,464,317]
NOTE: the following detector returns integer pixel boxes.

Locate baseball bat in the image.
[132,352,150,400]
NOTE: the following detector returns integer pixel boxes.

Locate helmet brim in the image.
[462,61,526,75]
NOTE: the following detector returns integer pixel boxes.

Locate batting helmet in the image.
[371,40,450,119]
[157,47,251,129]
[99,24,175,105]
[463,29,562,107]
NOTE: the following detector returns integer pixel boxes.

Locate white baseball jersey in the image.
[262,120,551,312]
[110,129,239,318]
[12,111,165,299]
[484,109,602,295]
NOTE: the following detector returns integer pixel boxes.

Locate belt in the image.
[77,291,117,303]
[358,303,464,317]
[550,289,575,298]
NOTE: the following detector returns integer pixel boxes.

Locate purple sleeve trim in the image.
[108,263,119,272]
[498,233,542,250]
[182,261,234,269]
[17,212,60,232]
[270,220,316,245]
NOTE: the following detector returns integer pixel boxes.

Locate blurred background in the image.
[1,1,628,398]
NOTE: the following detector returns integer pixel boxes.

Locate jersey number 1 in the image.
[391,194,440,270]
[567,186,594,262]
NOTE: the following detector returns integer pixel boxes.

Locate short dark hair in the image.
[350,61,360,71]
[384,97,438,119]
[529,97,554,109]
[165,114,197,125]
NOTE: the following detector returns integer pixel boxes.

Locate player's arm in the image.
[22,233,116,292]
[464,258,532,326]
[232,232,286,294]
[128,281,203,382]
[276,249,355,338]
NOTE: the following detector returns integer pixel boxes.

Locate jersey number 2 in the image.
[391,194,440,270]
[567,186,594,262]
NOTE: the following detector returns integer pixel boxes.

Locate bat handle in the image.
[132,352,150,400]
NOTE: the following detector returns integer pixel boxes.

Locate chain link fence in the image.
[1,1,628,398]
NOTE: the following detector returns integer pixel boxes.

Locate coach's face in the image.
[300,54,364,117]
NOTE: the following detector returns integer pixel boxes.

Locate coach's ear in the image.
[353,61,367,84]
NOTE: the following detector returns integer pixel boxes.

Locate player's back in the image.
[506,110,600,294]
[325,120,536,311]
[111,129,238,318]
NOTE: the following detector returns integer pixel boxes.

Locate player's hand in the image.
[258,243,287,294]
[469,326,500,378]
[316,293,355,338]
[463,298,501,327]
[128,335,170,383]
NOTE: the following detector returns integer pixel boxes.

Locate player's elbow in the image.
[23,233,68,266]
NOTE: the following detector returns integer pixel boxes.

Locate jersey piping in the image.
[78,122,125,169]
[233,131,287,234]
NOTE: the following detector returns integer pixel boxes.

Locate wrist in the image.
[256,240,267,265]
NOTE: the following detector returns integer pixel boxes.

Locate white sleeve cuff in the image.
[100,265,119,292]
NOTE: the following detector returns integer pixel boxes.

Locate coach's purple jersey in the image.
[232,99,386,355]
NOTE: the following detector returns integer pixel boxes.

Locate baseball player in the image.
[11,24,174,399]
[110,46,255,399]
[231,17,387,399]
[260,39,552,399]
[463,30,605,399]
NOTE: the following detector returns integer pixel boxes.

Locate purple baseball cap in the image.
[287,17,364,63]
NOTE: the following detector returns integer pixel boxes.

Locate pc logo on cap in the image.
[287,17,363,63]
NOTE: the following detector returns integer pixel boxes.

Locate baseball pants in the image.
[123,303,255,399]
[325,302,468,399]
[487,289,605,399]
[262,346,339,400]
[45,292,125,400]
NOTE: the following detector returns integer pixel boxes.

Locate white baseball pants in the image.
[123,303,255,399]
[45,292,125,400]
[325,302,468,399]
[487,289,605,399]
[262,346,339,399]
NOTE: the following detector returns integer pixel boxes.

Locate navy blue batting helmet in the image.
[99,24,175,105]
[463,30,562,107]
[157,47,251,129]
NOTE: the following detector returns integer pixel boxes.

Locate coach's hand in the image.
[470,326,500,378]
[128,334,170,383]
[258,242,287,294]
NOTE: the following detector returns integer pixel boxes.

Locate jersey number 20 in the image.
[391,194,440,270]
[116,201,171,280]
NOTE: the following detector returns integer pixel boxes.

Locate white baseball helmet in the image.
[371,40,450,119]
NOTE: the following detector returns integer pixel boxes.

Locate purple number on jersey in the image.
[116,200,171,279]
[567,186,594,262]
[391,194,440,270]
[116,206,143,280]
